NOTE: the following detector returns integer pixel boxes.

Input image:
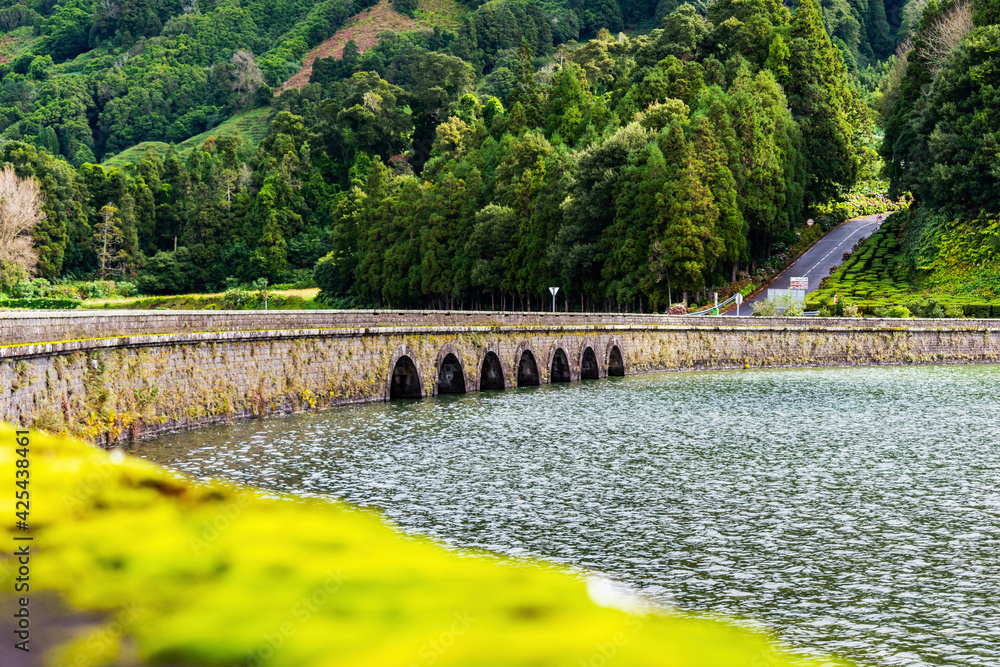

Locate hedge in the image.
[0,297,81,309]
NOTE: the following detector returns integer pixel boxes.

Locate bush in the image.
[843,304,859,317]
[870,306,889,318]
[752,299,778,316]
[115,281,138,297]
[887,305,911,318]
[945,306,965,318]
[784,301,804,316]
[137,248,203,295]
[963,303,991,318]
[222,286,257,309]
[668,302,688,315]
[10,278,52,299]
[82,280,117,299]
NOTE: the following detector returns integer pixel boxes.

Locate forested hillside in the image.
[0,0,933,310]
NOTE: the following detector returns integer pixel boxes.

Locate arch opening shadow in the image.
[390,356,422,399]
[517,350,540,387]
[480,352,505,391]
[437,353,466,394]
[581,347,600,380]
[550,348,571,383]
[608,346,625,377]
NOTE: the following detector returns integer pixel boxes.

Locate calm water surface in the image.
[139,365,1000,667]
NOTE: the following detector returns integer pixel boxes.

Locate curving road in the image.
[736,214,882,312]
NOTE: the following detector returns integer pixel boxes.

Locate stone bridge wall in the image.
[1,312,998,445]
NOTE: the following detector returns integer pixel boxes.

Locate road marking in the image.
[802,222,877,279]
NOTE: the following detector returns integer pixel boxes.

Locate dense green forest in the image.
[4,0,991,311]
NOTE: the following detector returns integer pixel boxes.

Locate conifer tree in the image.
[785,0,860,204]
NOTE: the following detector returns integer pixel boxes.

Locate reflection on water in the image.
[139,365,1000,667]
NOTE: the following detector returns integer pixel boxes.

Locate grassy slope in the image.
[278,0,466,92]
[102,107,274,169]
[0,424,847,666]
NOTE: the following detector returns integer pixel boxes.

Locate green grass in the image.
[1,424,848,667]
[102,107,274,169]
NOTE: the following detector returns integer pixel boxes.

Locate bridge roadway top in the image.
[2,309,998,350]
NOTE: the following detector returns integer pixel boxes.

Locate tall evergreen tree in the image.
[785,0,860,204]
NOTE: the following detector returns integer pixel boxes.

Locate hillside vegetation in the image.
[804,0,1000,316]
[10,0,996,316]
[278,0,468,92]
[1,0,915,312]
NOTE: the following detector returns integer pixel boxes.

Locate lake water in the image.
[138,365,1000,667]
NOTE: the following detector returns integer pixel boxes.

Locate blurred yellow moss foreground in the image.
[0,425,846,667]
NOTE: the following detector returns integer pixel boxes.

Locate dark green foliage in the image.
[784,0,861,204]
[0,297,82,309]
[885,24,1000,212]
[136,247,204,294]
[393,0,419,17]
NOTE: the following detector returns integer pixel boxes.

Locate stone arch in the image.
[387,345,424,399]
[580,345,601,380]
[513,341,542,386]
[605,338,626,377]
[435,343,467,395]
[549,346,571,383]
[477,342,509,392]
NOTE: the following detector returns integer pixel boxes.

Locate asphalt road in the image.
[735,214,882,312]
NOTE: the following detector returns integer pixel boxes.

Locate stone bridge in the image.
[2,310,999,444]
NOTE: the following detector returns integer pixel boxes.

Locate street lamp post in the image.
[549,286,560,313]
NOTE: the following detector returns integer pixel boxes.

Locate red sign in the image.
[789,277,808,290]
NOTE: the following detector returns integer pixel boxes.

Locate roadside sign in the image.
[735,293,743,305]
[789,277,808,290]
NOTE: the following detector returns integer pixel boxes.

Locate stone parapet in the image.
[3,309,998,346]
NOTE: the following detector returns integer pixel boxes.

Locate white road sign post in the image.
[735,292,744,317]
[549,286,559,313]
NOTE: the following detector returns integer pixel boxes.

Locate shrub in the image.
[963,303,991,318]
[752,299,778,316]
[843,304,860,317]
[783,301,804,316]
[668,303,688,315]
[137,248,203,295]
[82,280,117,299]
[222,286,256,309]
[870,306,889,318]
[888,305,911,318]
[10,278,52,299]
[945,306,964,318]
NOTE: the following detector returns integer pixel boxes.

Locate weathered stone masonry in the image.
[1,311,999,444]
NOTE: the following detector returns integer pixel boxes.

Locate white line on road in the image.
[802,223,876,279]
